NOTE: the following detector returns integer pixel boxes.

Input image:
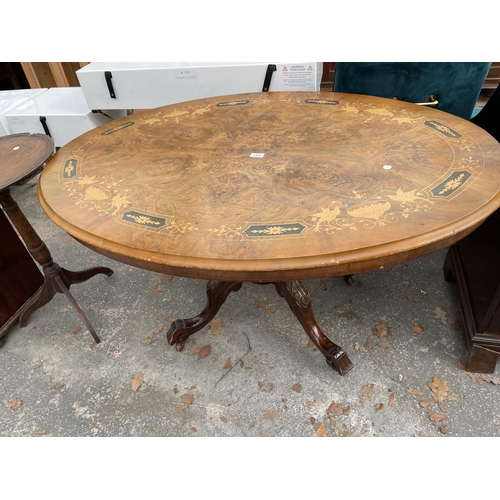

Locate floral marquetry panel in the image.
[38,92,500,281]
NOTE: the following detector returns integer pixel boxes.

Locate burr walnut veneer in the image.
[38,92,500,375]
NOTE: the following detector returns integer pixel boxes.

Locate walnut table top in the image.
[38,92,500,282]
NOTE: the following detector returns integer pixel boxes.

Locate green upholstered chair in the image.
[333,62,491,120]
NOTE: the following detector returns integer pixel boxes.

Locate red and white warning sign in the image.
[280,63,317,89]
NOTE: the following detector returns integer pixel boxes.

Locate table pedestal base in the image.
[0,188,113,344]
[167,280,353,376]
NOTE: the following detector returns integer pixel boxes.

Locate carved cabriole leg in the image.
[273,280,353,376]
[167,280,242,351]
[0,188,113,343]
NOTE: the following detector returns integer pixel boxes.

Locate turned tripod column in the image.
[0,188,112,343]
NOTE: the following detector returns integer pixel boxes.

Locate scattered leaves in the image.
[220,416,228,424]
[130,373,144,392]
[174,394,194,413]
[223,358,232,369]
[259,381,273,392]
[355,339,374,352]
[439,426,450,435]
[187,342,200,356]
[190,427,198,432]
[389,394,395,406]
[427,411,447,423]
[458,361,475,379]
[140,323,164,344]
[327,401,350,417]
[407,295,422,303]
[33,430,47,435]
[208,318,223,336]
[374,323,390,338]
[359,384,375,408]
[73,326,82,335]
[427,377,449,403]
[407,387,424,396]
[434,307,448,325]
[292,384,302,393]
[8,398,22,410]
[375,403,384,411]
[263,410,277,420]
[419,400,432,408]
[477,375,500,385]
[198,345,211,360]
[316,423,327,437]
[330,420,353,437]
[412,322,425,335]
[148,282,163,294]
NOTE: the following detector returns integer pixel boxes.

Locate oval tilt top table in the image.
[38,92,500,376]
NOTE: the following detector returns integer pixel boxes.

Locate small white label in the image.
[13,146,20,150]
[250,153,265,158]
[383,165,392,170]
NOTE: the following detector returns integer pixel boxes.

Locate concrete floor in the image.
[1,172,500,440]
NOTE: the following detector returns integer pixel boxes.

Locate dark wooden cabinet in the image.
[0,207,44,343]
[444,208,500,373]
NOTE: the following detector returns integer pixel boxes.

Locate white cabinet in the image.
[4,87,115,147]
[77,62,323,110]
[0,89,47,136]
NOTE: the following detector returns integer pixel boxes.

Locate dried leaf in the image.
[187,342,200,356]
[419,400,432,408]
[407,295,422,303]
[355,339,374,352]
[220,416,228,423]
[359,384,375,408]
[327,401,350,417]
[330,419,353,437]
[174,394,194,413]
[434,307,448,325]
[208,318,223,336]
[255,300,267,309]
[223,358,232,369]
[8,397,22,410]
[407,387,425,396]
[310,417,316,425]
[52,382,65,390]
[190,427,198,432]
[458,361,475,379]
[292,384,302,393]
[130,373,144,392]
[133,320,141,326]
[438,403,448,413]
[198,345,211,360]
[148,282,163,294]
[307,339,315,348]
[73,326,82,335]
[478,375,500,385]
[412,322,425,335]
[259,381,273,392]
[140,323,164,344]
[33,430,47,435]
[316,423,327,437]
[439,425,450,435]
[340,310,360,320]
[264,307,275,317]
[263,410,277,420]
[375,403,384,411]
[427,411,447,423]
[389,394,395,406]
[160,275,173,285]
[58,308,68,313]
[375,323,389,338]
[427,377,449,403]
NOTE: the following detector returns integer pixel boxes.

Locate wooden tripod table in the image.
[38,92,500,375]
[0,133,113,344]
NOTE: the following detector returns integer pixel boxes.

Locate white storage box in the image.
[4,87,115,147]
[77,62,323,110]
[0,88,47,136]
